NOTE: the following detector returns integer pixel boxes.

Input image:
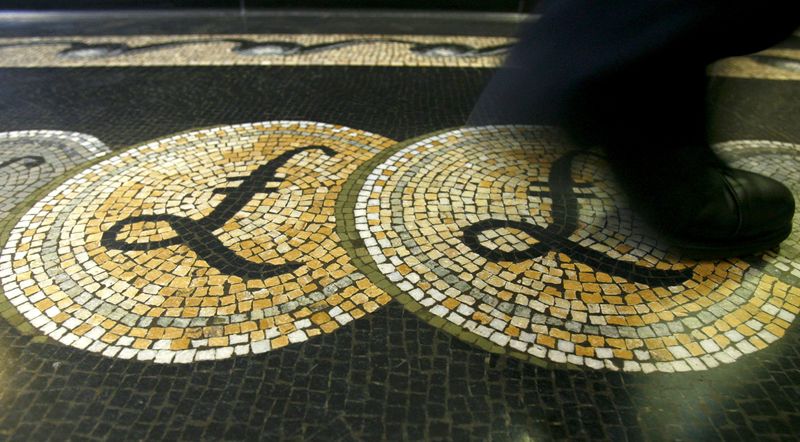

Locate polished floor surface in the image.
[1,10,800,441]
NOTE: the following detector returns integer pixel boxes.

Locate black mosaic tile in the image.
[0,66,493,149]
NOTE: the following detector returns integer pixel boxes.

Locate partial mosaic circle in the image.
[354,126,800,373]
[717,140,800,283]
[0,121,395,363]
[0,130,109,219]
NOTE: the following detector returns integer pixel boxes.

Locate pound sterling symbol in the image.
[0,155,45,170]
[102,145,336,279]
[461,151,693,287]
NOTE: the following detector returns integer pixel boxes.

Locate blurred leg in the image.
[469,0,800,257]
[470,0,800,148]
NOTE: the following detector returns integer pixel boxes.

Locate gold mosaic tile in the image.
[0,121,395,363]
[353,126,800,372]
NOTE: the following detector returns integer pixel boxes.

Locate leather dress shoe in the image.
[657,167,794,258]
[606,151,795,259]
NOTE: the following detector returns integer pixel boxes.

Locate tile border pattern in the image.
[0,34,795,78]
[0,34,511,68]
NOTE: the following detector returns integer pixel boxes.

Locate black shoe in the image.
[605,149,795,259]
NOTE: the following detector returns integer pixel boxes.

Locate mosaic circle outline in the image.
[0,121,396,363]
[0,130,110,219]
[345,126,800,373]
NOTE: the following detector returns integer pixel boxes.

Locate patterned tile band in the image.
[0,34,795,77]
[0,34,512,68]
[0,121,396,363]
[351,126,800,373]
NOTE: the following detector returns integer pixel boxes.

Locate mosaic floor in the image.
[1,10,800,441]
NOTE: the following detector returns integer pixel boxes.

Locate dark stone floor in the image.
[3,300,799,441]
[0,10,799,442]
[0,66,490,148]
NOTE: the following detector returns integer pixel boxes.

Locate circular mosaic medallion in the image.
[0,130,109,219]
[352,126,800,373]
[0,121,395,363]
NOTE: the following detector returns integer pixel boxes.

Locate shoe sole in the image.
[663,223,793,260]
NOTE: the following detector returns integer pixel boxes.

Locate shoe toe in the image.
[723,168,795,237]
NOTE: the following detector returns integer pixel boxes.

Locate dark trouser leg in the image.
[469,0,800,150]
[469,1,800,257]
